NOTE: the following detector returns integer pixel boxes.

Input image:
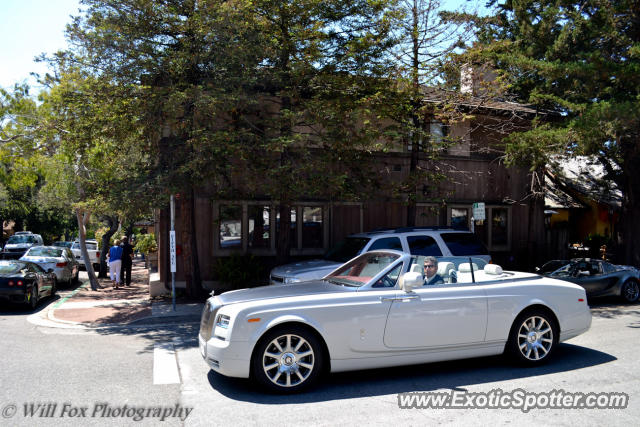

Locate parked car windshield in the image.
[7,235,38,244]
[538,260,571,275]
[0,261,25,274]
[26,247,63,257]
[323,237,370,263]
[326,252,401,287]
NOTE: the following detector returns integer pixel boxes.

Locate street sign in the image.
[169,231,176,273]
[472,202,486,221]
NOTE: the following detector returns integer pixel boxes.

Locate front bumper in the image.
[199,334,253,379]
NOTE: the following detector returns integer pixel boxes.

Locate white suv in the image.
[1,232,44,259]
[71,240,101,270]
[269,227,490,284]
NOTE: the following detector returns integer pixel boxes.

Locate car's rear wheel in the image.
[251,325,324,393]
[507,309,558,365]
[28,284,38,310]
[621,280,640,303]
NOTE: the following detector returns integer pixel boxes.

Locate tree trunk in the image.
[76,208,99,290]
[620,151,640,266]
[99,216,119,278]
[276,202,292,265]
[180,191,202,298]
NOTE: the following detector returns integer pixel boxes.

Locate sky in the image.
[0,0,482,93]
[0,0,82,91]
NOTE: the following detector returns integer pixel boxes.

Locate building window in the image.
[448,204,511,251]
[248,205,270,249]
[450,208,469,228]
[302,206,323,248]
[219,205,242,249]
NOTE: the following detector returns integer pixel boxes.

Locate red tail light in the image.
[56,262,67,267]
[17,280,23,286]
[96,251,100,258]
[8,280,14,286]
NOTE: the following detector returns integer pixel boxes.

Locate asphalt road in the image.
[0,295,638,426]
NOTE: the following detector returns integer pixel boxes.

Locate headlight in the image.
[284,277,302,284]
[216,314,230,329]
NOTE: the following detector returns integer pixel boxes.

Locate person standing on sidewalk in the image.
[120,236,134,287]
[108,239,123,289]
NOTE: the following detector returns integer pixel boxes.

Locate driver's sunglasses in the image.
[424,264,436,268]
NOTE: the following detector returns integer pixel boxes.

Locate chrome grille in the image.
[199,299,220,341]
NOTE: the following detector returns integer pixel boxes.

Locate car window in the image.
[440,233,489,256]
[407,235,442,256]
[72,242,98,251]
[0,261,24,274]
[368,237,403,251]
[7,235,37,244]
[27,247,63,257]
[323,237,370,263]
[372,263,403,288]
[602,262,615,274]
[30,263,45,273]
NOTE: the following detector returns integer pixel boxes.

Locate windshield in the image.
[323,237,370,263]
[7,235,37,244]
[26,247,63,257]
[326,252,401,287]
[539,260,571,275]
[0,261,25,274]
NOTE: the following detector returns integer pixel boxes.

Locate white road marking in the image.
[153,342,181,384]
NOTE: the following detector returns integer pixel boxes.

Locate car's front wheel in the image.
[621,280,640,303]
[251,325,324,393]
[507,309,558,365]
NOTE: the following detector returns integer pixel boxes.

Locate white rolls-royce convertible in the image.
[199,251,592,392]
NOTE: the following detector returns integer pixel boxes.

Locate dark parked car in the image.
[538,258,640,303]
[0,260,57,309]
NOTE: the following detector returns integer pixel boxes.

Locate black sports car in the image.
[538,258,640,303]
[0,260,57,309]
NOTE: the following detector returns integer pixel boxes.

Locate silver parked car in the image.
[200,251,591,392]
[269,227,490,285]
[20,246,80,286]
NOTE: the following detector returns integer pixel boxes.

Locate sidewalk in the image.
[43,258,203,328]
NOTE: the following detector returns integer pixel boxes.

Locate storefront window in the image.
[302,206,323,248]
[491,208,508,246]
[451,208,469,228]
[248,205,270,248]
[219,205,242,249]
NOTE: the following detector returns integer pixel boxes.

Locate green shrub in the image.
[136,233,157,254]
[214,254,267,289]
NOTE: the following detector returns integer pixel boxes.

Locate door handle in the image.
[380,295,419,302]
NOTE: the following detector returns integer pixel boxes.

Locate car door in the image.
[383,279,487,349]
[575,260,609,295]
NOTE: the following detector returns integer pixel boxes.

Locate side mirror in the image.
[402,272,423,292]
[535,267,540,272]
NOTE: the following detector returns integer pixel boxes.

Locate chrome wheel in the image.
[262,334,315,388]
[516,315,553,361]
[622,280,640,303]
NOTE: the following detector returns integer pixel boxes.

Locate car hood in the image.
[216,280,351,305]
[270,259,341,279]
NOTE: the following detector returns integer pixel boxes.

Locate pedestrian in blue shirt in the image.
[107,239,123,289]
